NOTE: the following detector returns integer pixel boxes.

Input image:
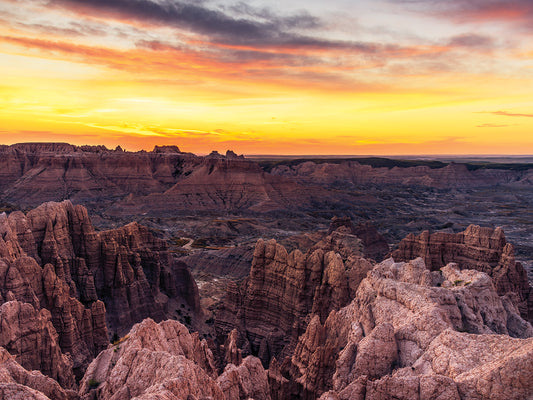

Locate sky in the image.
[0,0,532,155]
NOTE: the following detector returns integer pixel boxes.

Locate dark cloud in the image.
[48,0,327,46]
[46,0,406,53]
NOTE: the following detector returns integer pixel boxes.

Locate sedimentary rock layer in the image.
[215,227,373,366]
[0,200,200,381]
[277,258,533,399]
[0,143,197,208]
[271,160,533,189]
[0,143,330,214]
[79,318,271,400]
[392,225,533,322]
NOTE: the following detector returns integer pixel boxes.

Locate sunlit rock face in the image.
[79,318,271,400]
[392,224,533,323]
[275,258,533,400]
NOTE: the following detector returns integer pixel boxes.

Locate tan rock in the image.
[391,225,533,323]
[217,356,271,400]
[80,319,274,399]
[283,257,533,399]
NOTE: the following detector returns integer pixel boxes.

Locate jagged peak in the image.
[226,150,245,159]
[152,145,181,153]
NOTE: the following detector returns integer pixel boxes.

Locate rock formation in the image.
[215,228,373,367]
[391,225,533,322]
[0,143,335,216]
[275,258,533,399]
[0,200,200,381]
[0,301,76,389]
[137,154,330,214]
[0,346,78,400]
[271,159,532,189]
[79,318,270,400]
[0,143,198,208]
[326,217,389,261]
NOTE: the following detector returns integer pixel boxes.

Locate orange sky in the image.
[1,0,532,154]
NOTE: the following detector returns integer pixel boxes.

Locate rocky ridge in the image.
[0,200,200,382]
[75,253,533,400]
[275,258,533,399]
[0,143,198,208]
[391,225,533,322]
[212,222,533,399]
[0,346,77,400]
[79,318,270,400]
[271,160,533,189]
[129,152,330,215]
[1,210,532,399]
[215,225,375,367]
[0,143,333,216]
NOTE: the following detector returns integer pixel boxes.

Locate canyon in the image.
[0,143,532,399]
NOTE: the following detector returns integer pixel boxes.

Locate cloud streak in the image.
[480,110,533,118]
[391,0,533,28]
[48,0,329,47]
[476,123,513,128]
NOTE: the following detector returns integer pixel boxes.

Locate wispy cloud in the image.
[0,31,460,90]
[48,0,327,47]
[479,110,533,118]
[476,123,513,128]
[390,0,533,28]
[447,33,495,49]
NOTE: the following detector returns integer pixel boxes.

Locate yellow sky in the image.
[1,0,533,154]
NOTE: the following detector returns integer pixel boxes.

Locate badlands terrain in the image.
[0,143,532,399]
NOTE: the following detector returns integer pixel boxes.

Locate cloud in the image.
[476,123,513,128]
[2,1,512,89]
[48,0,329,47]
[390,0,533,27]
[448,33,495,49]
[479,110,533,118]
[44,0,431,54]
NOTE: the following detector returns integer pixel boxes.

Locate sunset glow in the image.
[1,0,533,154]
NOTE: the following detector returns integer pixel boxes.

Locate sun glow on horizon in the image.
[1,0,533,155]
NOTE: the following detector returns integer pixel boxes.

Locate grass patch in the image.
[191,238,209,248]
[88,378,100,389]
[171,237,190,247]
[112,334,129,346]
